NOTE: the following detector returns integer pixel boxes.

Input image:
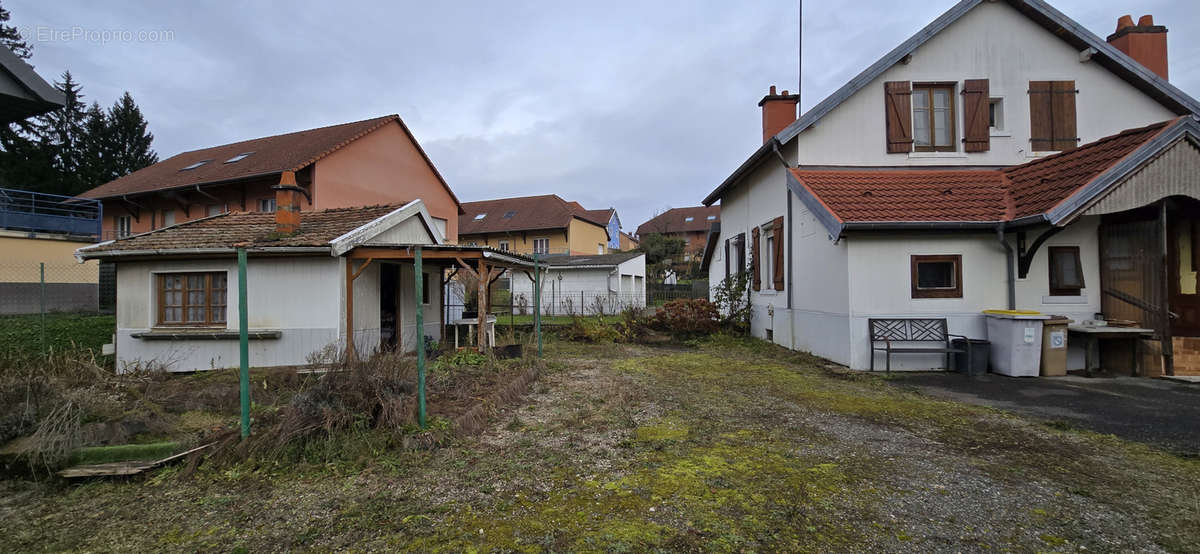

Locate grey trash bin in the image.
[951,339,990,375]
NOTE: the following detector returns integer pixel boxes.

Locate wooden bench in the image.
[869,318,971,373]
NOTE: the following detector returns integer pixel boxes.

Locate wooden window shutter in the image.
[884,81,913,153]
[1029,80,1078,151]
[724,238,730,277]
[961,79,990,152]
[771,216,785,291]
[1050,80,1078,151]
[751,227,761,291]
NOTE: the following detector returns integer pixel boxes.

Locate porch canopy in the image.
[340,244,542,353]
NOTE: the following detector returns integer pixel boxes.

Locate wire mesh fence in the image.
[0,261,103,316]
[442,282,710,323]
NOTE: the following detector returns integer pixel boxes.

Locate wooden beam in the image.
[351,258,374,280]
[456,257,480,279]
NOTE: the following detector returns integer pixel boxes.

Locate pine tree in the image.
[0,1,31,60]
[37,71,88,193]
[77,102,113,189]
[106,92,157,179]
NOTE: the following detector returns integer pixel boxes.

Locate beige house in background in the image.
[458,194,615,256]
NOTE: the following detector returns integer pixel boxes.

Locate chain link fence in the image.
[0,261,102,316]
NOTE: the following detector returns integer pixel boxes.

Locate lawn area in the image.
[0,313,114,358]
[2,337,1197,552]
[501,313,623,326]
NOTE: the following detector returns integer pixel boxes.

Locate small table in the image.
[452,315,497,349]
[1067,325,1154,376]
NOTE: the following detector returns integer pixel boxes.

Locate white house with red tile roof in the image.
[702,0,1200,374]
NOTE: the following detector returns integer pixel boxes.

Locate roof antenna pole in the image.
[797,0,802,109]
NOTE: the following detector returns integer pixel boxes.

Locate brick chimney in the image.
[271,170,303,235]
[758,85,800,144]
[1107,14,1168,80]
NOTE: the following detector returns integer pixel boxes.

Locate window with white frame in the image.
[597,243,605,254]
[116,215,132,238]
[258,198,276,212]
[497,240,509,251]
[207,204,226,217]
[161,209,176,227]
[533,238,550,255]
[988,98,1005,132]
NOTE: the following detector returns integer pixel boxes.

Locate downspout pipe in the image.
[772,141,793,311]
[996,224,1016,310]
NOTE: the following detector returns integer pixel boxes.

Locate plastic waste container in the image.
[951,338,990,375]
[983,310,1050,377]
[1040,316,1072,376]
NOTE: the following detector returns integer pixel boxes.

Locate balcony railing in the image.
[0,188,102,238]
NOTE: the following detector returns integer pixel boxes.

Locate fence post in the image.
[415,247,426,429]
[39,262,46,356]
[237,247,251,439]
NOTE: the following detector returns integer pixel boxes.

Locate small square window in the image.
[988,98,1004,131]
[1048,246,1084,296]
[911,255,962,298]
[474,213,487,220]
[258,198,276,212]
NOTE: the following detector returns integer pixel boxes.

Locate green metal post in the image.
[415,247,426,429]
[237,248,251,439]
[39,262,46,356]
[533,256,542,358]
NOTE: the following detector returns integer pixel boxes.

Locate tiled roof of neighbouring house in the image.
[81,204,406,253]
[636,206,720,236]
[77,115,460,211]
[790,119,1175,227]
[459,194,610,235]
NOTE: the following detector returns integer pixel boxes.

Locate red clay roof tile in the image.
[790,120,1174,224]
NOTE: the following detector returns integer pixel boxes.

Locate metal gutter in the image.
[996,225,1016,310]
[77,246,331,261]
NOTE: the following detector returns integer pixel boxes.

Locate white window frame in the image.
[161,209,176,227]
[116,215,132,238]
[206,204,226,217]
[598,243,605,255]
[258,198,276,212]
[532,237,550,255]
[988,96,1010,136]
[497,240,509,252]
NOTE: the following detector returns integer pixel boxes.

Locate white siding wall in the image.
[843,219,1101,370]
[396,263,443,351]
[787,194,852,365]
[791,1,1176,167]
[115,256,348,372]
[510,256,646,315]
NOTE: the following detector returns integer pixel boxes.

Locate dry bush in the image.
[650,298,720,338]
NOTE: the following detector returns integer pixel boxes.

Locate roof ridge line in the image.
[175,114,398,157]
[287,115,400,171]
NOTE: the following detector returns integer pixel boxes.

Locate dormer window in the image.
[180,160,211,171]
[224,152,254,163]
[474,213,487,220]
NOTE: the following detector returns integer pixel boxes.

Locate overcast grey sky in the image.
[10,0,1198,230]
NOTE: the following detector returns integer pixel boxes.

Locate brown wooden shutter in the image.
[961,79,990,152]
[1029,80,1078,152]
[724,238,730,278]
[771,216,785,291]
[1051,80,1078,151]
[751,227,761,291]
[1029,81,1054,151]
[884,81,913,153]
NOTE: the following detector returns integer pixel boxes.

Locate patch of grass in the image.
[504,314,623,326]
[0,313,114,358]
[69,441,180,465]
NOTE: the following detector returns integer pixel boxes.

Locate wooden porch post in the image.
[1160,201,1175,376]
[477,258,489,352]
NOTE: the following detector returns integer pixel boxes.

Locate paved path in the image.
[887,372,1200,456]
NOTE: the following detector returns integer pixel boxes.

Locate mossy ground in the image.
[1,336,1197,552]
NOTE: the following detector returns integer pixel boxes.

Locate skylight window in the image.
[685,216,695,222]
[503,211,517,218]
[706,215,716,220]
[180,160,212,171]
[224,152,254,164]
[474,213,487,220]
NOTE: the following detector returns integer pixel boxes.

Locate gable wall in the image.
[314,122,460,242]
[792,1,1176,167]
